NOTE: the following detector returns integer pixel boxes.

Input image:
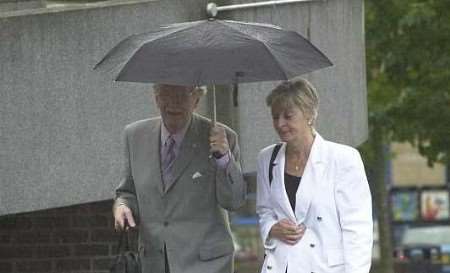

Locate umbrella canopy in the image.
[95,19,332,85]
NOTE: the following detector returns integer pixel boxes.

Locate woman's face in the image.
[271,102,310,143]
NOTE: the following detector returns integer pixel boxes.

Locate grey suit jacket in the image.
[114,113,246,273]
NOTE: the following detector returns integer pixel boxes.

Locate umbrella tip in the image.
[206,2,217,19]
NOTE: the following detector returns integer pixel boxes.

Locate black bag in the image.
[110,229,141,273]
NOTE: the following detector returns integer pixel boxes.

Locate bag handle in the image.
[116,221,132,253]
[269,143,282,186]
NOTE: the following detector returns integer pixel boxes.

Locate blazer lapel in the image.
[295,134,327,223]
[272,143,297,222]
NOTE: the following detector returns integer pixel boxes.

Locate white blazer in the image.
[256,134,373,273]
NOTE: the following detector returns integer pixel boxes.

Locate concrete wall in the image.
[1,0,368,215]
[0,0,207,216]
[0,0,44,13]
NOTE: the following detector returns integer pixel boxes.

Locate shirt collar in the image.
[160,118,191,147]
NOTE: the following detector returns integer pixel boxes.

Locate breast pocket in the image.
[190,167,215,186]
[180,167,216,209]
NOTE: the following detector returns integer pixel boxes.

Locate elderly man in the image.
[113,84,246,273]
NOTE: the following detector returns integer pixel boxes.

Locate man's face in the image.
[154,85,200,133]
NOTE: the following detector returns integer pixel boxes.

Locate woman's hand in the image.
[269,219,306,245]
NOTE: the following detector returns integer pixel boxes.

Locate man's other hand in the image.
[114,204,136,231]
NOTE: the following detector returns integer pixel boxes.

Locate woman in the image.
[256,78,373,273]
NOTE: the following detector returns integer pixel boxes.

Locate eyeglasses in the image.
[157,90,194,100]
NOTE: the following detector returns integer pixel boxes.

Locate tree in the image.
[365,0,450,164]
[363,0,450,272]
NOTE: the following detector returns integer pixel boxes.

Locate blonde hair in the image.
[266,77,319,125]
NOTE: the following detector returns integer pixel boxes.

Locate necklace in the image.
[287,142,312,173]
[289,152,305,172]
[289,156,303,172]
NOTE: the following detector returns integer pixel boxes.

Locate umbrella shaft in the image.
[216,0,324,12]
[212,85,217,125]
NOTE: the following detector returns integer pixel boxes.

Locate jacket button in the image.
[163,221,169,226]
[317,216,322,221]
[267,266,272,270]
[310,243,315,248]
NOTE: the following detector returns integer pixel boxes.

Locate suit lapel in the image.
[148,119,165,195]
[295,134,327,223]
[137,118,164,196]
[163,116,199,193]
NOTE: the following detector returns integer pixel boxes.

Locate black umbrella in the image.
[95,19,332,121]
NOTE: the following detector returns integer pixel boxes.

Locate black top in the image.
[284,173,301,211]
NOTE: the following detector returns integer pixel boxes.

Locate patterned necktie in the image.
[162,135,176,184]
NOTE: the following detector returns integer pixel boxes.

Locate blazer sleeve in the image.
[215,129,246,211]
[334,149,373,273]
[113,127,140,223]
[256,150,278,250]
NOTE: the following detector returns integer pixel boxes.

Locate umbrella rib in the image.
[219,21,290,81]
[115,22,204,81]
[258,41,290,80]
